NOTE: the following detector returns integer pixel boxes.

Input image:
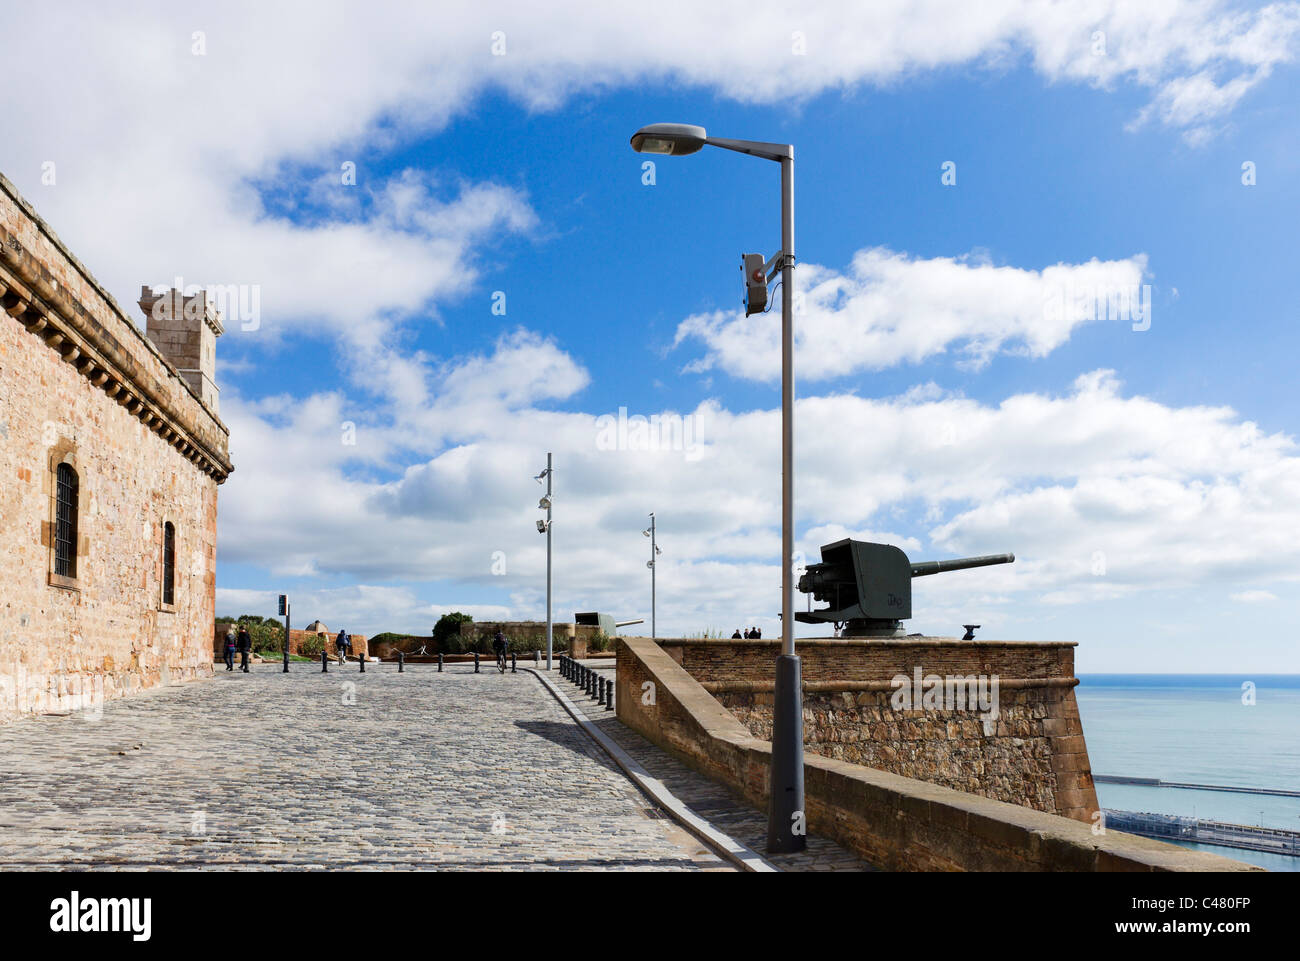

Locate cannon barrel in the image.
[910,552,1015,578]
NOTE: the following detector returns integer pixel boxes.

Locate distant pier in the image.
[1095,774,1300,798]
[1104,809,1300,858]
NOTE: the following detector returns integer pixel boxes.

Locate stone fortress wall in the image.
[656,637,1098,822]
[0,172,232,721]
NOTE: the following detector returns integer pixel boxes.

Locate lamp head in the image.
[630,123,707,156]
[538,495,552,510]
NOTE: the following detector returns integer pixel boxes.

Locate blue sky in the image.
[5,2,1300,670]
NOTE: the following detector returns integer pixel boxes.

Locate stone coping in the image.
[658,636,1079,649]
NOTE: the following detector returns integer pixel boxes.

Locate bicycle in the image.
[496,649,508,674]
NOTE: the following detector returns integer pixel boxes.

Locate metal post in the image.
[511,653,517,674]
[474,652,480,674]
[321,651,328,673]
[768,149,805,854]
[359,651,365,673]
[649,513,656,640]
[437,652,443,673]
[534,650,540,666]
[546,452,553,671]
[606,680,613,711]
[283,601,290,673]
[398,651,404,673]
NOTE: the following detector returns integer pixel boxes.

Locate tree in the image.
[433,612,473,653]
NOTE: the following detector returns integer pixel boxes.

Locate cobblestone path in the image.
[0,664,730,871]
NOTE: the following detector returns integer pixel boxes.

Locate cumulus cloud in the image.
[674,248,1149,381]
[217,326,1300,641]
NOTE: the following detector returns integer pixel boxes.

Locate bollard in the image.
[511,653,517,674]
[598,676,606,706]
[321,651,328,673]
[606,679,613,711]
[474,652,480,674]
[438,652,444,673]
[587,668,595,698]
[534,650,540,666]
[592,673,600,701]
[398,651,405,673]
[359,652,365,673]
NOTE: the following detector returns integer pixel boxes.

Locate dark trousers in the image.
[239,650,250,672]
[224,648,234,670]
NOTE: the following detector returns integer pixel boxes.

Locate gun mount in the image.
[795,539,1014,638]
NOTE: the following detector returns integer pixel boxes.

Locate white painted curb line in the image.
[527,667,778,873]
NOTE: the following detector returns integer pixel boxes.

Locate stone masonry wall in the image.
[658,638,1098,822]
[0,174,228,721]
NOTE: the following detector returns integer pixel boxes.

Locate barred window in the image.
[54,463,78,578]
[162,521,176,606]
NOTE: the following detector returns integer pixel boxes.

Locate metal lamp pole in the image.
[645,513,658,640]
[629,124,803,854]
[545,452,553,670]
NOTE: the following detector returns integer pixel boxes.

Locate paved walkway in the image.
[0,664,729,871]
[556,665,873,872]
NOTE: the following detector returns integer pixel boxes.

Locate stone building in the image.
[0,173,233,722]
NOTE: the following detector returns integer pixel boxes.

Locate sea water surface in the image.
[1075,674,1300,872]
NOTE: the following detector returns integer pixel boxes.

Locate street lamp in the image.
[642,513,661,639]
[630,122,804,854]
[535,454,554,670]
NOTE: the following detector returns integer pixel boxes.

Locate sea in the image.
[1076,674,1300,872]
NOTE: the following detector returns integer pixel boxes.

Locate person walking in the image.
[223,625,236,671]
[236,624,252,673]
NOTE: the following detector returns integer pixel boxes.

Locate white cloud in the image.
[1229,589,1278,602]
[674,248,1148,381]
[217,325,1300,649]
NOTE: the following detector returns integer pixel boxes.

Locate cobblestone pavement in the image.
[0,664,730,871]
[559,663,874,871]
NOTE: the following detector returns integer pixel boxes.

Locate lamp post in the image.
[535,454,554,670]
[642,513,661,639]
[630,123,803,854]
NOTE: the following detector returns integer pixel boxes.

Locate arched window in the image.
[162,521,176,606]
[54,463,78,578]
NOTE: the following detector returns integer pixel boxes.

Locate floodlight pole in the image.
[648,513,657,640]
[546,452,553,670]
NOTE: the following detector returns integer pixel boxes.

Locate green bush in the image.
[588,631,612,653]
[433,612,473,650]
[297,634,325,657]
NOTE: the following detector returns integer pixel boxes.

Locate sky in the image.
[3,1,1299,671]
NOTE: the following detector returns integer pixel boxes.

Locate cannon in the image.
[795,539,1014,637]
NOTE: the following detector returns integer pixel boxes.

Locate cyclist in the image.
[492,630,509,673]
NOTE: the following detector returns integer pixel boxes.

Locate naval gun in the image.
[795,539,1014,637]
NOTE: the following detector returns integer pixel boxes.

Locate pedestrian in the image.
[236,624,252,672]
[223,625,236,671]
[336,628,349,663]
[731,628,742,639]
[753,626,761,639]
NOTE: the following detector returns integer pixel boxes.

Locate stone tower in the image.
[138,286,224,413]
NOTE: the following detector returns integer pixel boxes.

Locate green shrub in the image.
[588,631,612,653]
[298,634,325,657]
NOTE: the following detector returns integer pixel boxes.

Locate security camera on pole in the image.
[630,122,804,854]
[534,454,554,670]
[641,513,661,639]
